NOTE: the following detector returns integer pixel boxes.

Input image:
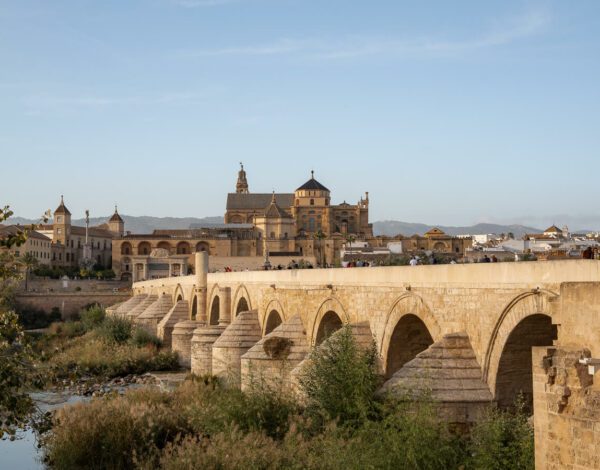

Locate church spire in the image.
[236,162,249,194]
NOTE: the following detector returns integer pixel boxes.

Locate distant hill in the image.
[9,215,224,234]
[372,221,542,238]
[9,215,543,238]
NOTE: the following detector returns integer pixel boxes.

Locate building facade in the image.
[37,197,121,269]
[0,225,52,266]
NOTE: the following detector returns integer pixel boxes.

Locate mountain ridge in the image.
[6,215,550,237]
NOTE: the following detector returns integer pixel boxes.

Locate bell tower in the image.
[53,195,71,245]
[236,162,249,194]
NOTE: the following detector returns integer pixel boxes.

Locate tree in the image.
[313,230,326,267]
[19,253,39,292]
[0,205,46,438]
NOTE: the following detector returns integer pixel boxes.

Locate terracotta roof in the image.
[54,195,71,215]
[0,225,51,241]
[226,193,294,211]
[544,225,562,233]
[70,226,115,238]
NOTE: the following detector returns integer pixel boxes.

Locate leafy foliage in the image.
[0,311,36,438]
[300,325,380,427]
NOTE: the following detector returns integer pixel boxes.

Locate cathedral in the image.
[225,164,373,239]
[111,165,373,280]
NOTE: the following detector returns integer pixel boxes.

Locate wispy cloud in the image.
[171,0,241,7]
[22,91,210,115]
[177,9,550,60]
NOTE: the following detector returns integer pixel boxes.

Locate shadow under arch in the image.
[309,297,350,346]
[264,310,284,336]
[210,295,220,325]
[262,299,286,334]
[173,284,185,304]
[232,284,252,316]
[191,295,198,320]
[482,289,558,404]
[379,293,440,377]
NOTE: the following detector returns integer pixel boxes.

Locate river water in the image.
[0,392,87,470]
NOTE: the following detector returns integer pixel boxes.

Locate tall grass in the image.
[43,325,534,470]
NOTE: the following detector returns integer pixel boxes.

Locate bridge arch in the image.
[173,284,185,303]
[483,290,558,410]
[310,297,350,346]
[232,284,252,316]
[264,310,284,336]
[262,299,286,335]
[380,294,440,378]
[191,295,198,320]
[209,295,220,325]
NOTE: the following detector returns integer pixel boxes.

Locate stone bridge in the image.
[110,255,600,468]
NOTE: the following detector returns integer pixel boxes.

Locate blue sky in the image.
[1,0,599,227]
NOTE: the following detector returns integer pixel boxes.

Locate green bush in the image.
[97,316,133,344]
[47,335,179,380]
[44,388,188,470]
[300,325,379,428]
[80,305,105,332]
[468,399,534,470]
[130,327,162,348]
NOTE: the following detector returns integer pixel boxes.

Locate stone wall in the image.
[23,278,131,293]
[15,292,131,319]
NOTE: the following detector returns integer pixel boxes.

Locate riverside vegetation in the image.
[42,326,534,470]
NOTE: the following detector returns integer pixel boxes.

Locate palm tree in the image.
[20,253,38,292]
[313,230,326,267]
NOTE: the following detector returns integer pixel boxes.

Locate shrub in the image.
[80,305,105,332]
[47,335,179,380]
[130,327,162,348]
[44,388,188,470]
[300,325,379,428]
[97,316,133,344]
[468,399,534,470]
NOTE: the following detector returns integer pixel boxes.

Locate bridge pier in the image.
[135,294,173,335]
[172,252,209,368]
[212,309,262,387]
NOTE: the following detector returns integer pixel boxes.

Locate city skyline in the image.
[2,1,600,225]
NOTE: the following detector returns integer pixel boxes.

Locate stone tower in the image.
[108,205,125,236]
[236,163,249,194]
[53,195,71,245]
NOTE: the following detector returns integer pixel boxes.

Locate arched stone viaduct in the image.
[120,258,600,417]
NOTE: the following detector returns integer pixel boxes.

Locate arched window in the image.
[176,242,191,255]
[138,242,151,255]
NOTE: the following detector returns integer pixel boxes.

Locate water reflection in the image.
[0,392,88,470]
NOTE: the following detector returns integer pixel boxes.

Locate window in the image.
[270,232,275,239]
[59,253,62,261]
[57,216,63,223]
[310,199,315,206]
[66,253,70,262]
[15,250,20,257]
[309,218,316,231]
[57,228,62,234]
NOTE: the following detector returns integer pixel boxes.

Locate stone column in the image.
[171,252,209,369]
[195,251,208,324]
[218,287,232,326]
[143,262,148,281]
